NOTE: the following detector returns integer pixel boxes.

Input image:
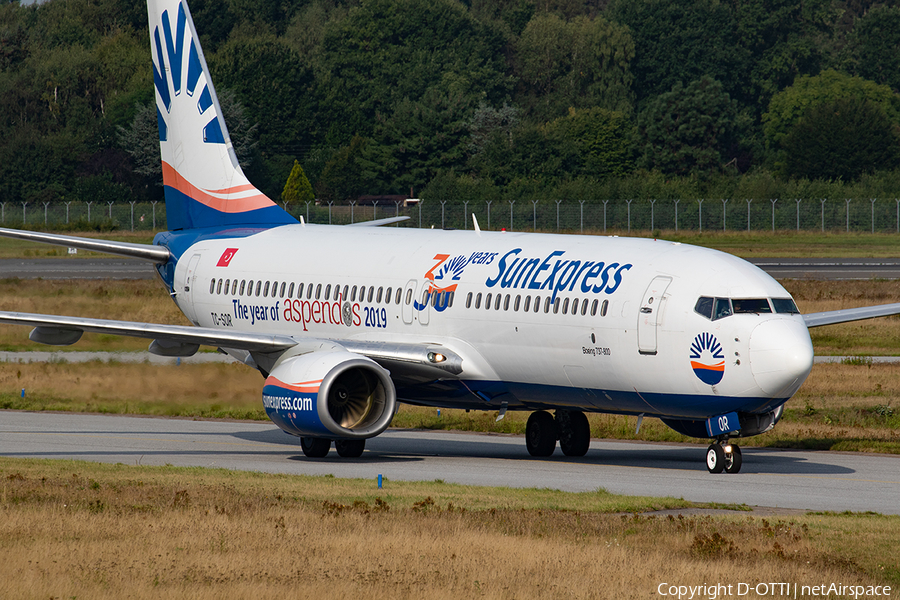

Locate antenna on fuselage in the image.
[300,216,306,227]
[472,214,481,236]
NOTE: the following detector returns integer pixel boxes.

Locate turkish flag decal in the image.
[217,248,239,267]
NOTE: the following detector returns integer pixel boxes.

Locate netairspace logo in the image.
[656,582,892,599]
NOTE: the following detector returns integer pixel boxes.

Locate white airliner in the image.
[2,0,899,473]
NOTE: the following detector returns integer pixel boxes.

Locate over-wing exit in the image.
[4,0,900,473]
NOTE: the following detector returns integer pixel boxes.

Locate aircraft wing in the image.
[0,311,463,378]
[0,227,169,263]
[803,302,900,328]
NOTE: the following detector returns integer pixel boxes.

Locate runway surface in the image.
[2,257,899,280]
[0,258,156,279]
[2,412,898,514]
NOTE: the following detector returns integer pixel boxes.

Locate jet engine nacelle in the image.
[262,350,397,440]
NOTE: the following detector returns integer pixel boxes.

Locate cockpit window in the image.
[732,298,772,314]
[714,298,732,320]
[772,298,800,314]
[694,297,713,319]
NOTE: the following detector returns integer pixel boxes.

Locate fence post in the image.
[87,201,92,222]
[418,201,423,228]
[795,199,801,232]
[626,199,633,233]
[603,200,609,232]
[821,199,826,232]
[108,201,114,220]
[305,201,310,223]
[486,200,492,230]
[349,201,356,224]
[650,199,656,231]
[673,199,679,232]
[327,201,333,225]
[579,200,584,233]
[845,198,851,232]
[130,201,136,231]
[44,202,50,225]
[21,201,27,225]
[509,200,515,231]
[532,200,538,231]
[722,198,728,232]
[770,199,777,231]
[896,198,899,234]
[697,199,703,232]
[746,199,752,231]
[394,200,401,227]
[555,200,561,232]
[373,201,378,222]
[441,200,446,229]
[463,201,469,230]
[871,198,877,233]
[151,201,158,229]
[1,202,4,223]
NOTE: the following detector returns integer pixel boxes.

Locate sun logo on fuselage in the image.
[690,332,725,385]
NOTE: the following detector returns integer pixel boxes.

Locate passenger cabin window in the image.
[485,293,492,309]
[514,295,521,311]
[475,293,482,309]
[377,287,383,303]
[395,288,402,304]
[405,289,413,305]
[296,283,303,298]
[732,298,772,314]
[466,292,473,308]
[263,281,270,297]
[288,283,294,298]
[523,296,531,312]
[315,284,322,300]
[772,298,800,314]
[232,280,238,295]
[240,280,246,295]
[209,279,216,294]
[600,299,608,317]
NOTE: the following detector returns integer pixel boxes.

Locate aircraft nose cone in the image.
[748,318,814,397]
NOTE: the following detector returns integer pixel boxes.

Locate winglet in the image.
[472,213,481,236]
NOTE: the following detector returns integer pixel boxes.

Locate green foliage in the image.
[733,0,835,109]
[780,97,900,181]
[843,6,900,93]
[637,77,739,176]
[315,136,374,202]
[546,107,634,178]
[763,70,900,150]
[609,0,749,106]
[316,0,510,144]
[281,160,314,206]
[514,13,634,120]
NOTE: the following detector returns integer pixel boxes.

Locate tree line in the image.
[2,0,900,215]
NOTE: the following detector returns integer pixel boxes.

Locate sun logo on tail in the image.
[690,332,725,385]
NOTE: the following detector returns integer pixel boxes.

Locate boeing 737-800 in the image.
[3,0,900,474]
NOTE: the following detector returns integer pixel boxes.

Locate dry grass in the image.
[0,458,897,600]
[0,278,189,351]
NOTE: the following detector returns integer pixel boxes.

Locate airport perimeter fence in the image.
[6,198,900,234]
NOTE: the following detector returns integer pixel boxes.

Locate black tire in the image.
[706,443,725,473]
[300,437,331,458]
[526,411,557,457]
[335,439,366,458]
[724,445,742,474]
[557,410,591,457]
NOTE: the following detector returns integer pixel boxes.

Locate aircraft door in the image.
[180,253,202,325]
[637,276,672,355]
[417,286,430,326]
[401,279,417,324]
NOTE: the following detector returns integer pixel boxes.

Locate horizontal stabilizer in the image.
[0,228,170,263]
[346,216,410,227]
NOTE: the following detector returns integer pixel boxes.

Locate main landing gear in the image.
[706,440,742,474]
[300,437,366,458]
[525,410,591,457]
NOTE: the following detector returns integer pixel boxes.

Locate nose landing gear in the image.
[706,440,742,473]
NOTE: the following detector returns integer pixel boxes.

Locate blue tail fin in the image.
[148,0,296,231]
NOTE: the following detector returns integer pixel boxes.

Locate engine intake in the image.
[263,350,397,439]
